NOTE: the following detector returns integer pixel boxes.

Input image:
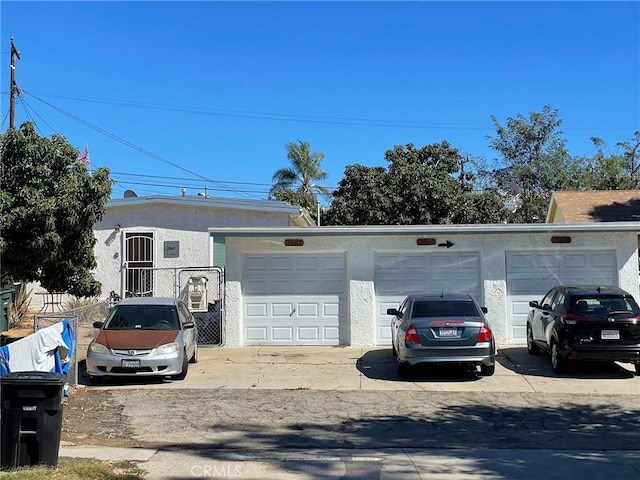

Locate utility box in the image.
[0,371,65,469]
[0,289,13,334]
[187,276,208,312]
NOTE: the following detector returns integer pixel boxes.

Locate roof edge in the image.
[208,222,640,237]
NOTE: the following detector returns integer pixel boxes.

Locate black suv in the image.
[526,285,640,375]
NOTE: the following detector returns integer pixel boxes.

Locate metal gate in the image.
[121,265,225,346]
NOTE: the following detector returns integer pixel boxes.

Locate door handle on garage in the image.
[289,308,296,317]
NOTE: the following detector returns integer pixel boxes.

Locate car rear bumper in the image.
[86,351,184,377]
[562,344,640,363]
[400,343,495,367]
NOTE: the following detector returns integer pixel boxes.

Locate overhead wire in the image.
[23,90,256,199]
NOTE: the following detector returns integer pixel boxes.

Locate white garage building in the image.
[218,223,639,347]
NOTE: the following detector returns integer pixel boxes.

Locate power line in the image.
[11,88,639,131]
[24,90,255,199]
[24,89,492,130]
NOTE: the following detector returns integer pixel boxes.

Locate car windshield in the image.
[104,304,180,330]
[569,295,640,317]
[412,300,480,318]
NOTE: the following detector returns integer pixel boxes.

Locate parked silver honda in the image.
[388,293,495,376]
[86,296,198,383]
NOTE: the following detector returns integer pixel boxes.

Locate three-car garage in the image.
[219,224,639,347]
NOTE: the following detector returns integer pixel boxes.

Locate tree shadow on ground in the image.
[148,389,640,480]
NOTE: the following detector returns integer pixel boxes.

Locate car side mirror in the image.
[92,321,104,329]
[386,308,400,317]
[183,321,195,329]
[481,307,488,314]
[529,300,540,309]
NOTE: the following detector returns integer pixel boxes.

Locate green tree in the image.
[269,141,330,221]
[324,142,506,225]
[579,137,631,190]
[322,165,392,225]
[486,105,582,222]
[0,122,112,296]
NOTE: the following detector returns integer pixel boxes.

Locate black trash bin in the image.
[0,371,66,469]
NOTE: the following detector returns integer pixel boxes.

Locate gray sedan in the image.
[86,296,198,383]
[388,293,495,376]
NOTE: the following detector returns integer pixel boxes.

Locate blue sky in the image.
[2,1,639,202]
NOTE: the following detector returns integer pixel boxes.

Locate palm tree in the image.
[269,141,330,216]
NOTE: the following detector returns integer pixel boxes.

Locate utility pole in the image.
[9,37,21,129]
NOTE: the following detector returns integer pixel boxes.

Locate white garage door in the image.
[506,250,617,343]
[375,252,481,344]
[243,254,346,345]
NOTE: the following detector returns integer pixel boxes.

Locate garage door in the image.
[375,252,481,344]
[506,250,616,343]
[243,254,346,345]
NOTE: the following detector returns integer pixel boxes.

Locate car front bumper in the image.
[86,350,185,377]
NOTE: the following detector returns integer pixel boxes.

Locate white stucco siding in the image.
[221,229,639,347]
[93,203,296,299]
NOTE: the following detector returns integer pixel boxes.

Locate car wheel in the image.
[526,324,540,355]
[396,360,411,377]
[635,363,640,376]
[480,363,495,376]
[172,353,189,380]
[189,343,199,364]
[550,340,566,374]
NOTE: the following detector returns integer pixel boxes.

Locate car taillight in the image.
[405,325,420,344]
[563,313,585,325]
[477,325,492,342]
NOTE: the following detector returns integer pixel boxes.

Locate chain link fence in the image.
[123,266,224,346]
[34,301,111,388]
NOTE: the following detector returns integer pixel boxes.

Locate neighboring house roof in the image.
[105,195,315,227]
[546,190,640,223]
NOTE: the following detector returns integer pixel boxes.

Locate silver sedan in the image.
[388,293,495,376]
[86,296,198,383]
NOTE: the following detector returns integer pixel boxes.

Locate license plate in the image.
[601,330,620,340]
[439,328,458,337]
[121,359,140,368]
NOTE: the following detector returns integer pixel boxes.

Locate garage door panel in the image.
[298,326,319,341]
[324,303,339,316]
[298,303,319,316]
[243,254,345,345]
[564,254,587,268]
[506,250,616,344]
[246,327,267,342]
[375,252,481,345]
[272,303,294,316]
[246,303,267,317]
[272,327,295,341]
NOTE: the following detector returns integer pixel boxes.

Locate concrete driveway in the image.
[81,344,639,394]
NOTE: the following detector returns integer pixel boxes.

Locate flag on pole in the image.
[77,145,90,165]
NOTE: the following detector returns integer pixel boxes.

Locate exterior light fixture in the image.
[416,238,436,246]
[284,239,304,247]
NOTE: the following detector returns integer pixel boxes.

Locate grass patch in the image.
[0,457,146,479]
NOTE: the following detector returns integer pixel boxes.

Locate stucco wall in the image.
[93,204,293,298]
[223,230,639,347]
